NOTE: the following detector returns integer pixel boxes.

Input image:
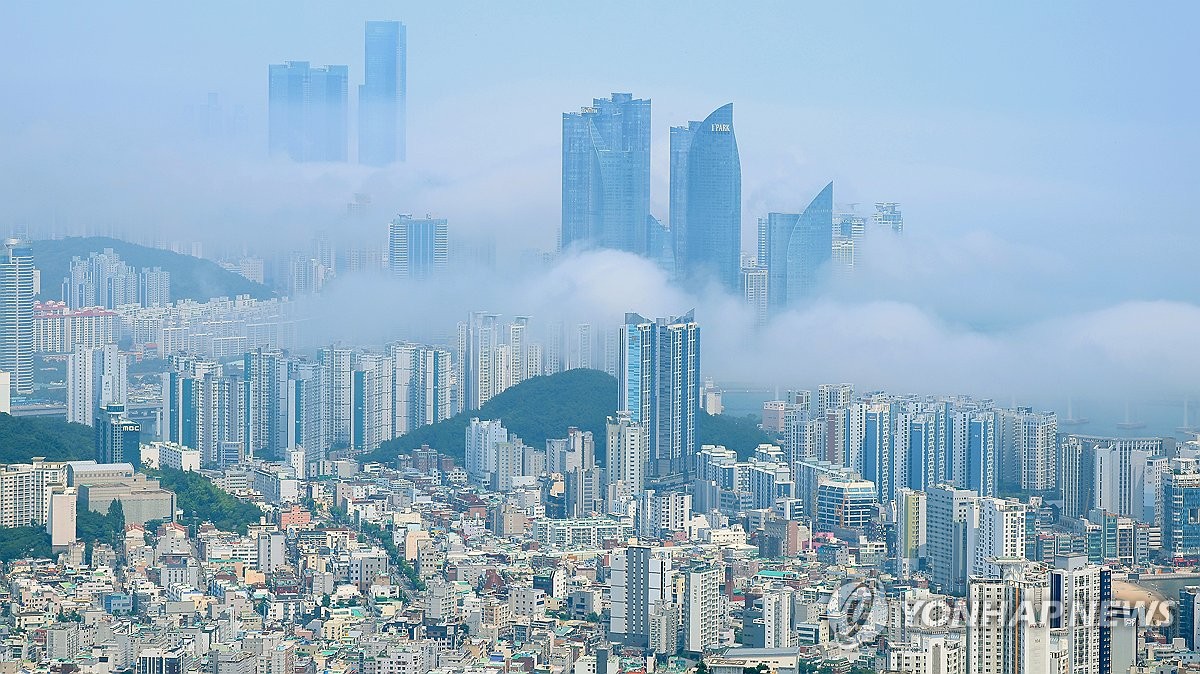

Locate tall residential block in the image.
[0,240,34,395]
[67,343,127,426]
[359,21,407,165]
[618,311,700,486]
[388,214,448,280]
[609,546,675,648]
[756,182,834,311]
[268,61,349,162]
[670,104,741,289]
[561,93,651,254]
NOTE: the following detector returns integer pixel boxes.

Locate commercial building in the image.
[359,21,407,165]
[756,183,834,310]
[561,93,652,255]
[670,104,741,290]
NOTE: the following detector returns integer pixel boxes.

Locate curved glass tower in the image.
[561,93,651,254]
[670,103,741,290]
[756,182,833,310]
[784,181,834,302]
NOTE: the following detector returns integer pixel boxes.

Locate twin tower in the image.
[560,95,741,290]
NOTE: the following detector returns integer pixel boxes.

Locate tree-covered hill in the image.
[0,413,94,463]
[364,369,773,466]
[31,236,273,302]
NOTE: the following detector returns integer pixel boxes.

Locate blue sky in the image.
[1,2,1198,404]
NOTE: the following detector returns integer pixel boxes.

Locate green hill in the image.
[364,369,773,466]
[0,413,94,463]
[31,237,273,302]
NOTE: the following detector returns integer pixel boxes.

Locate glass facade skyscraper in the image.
[389,214,448,280]
[268,61,349,162]
[670,103,741,290]
[0,240,34,396]
[561,93,651,254]
[359,21,407,165]
[756,182,833,310]
[618,311,700,486]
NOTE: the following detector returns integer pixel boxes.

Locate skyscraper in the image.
[606,412,647,494]
[359,21,407,165]
[874,202,904,233]
[966,561,1055,674]
[67,343,127,426]
[927,484,977,596]
[268,61,349,162]
[388,214,448,280]
[670,103,741,290]
[682,564,722,654]
[0,240,34,395]
[242,349,289,461]
[609,545,675,648]
[96,403,140,466]
[465,418,508,487]
[162,357,240,468]
[458,312,501,412]
[389,342,452,435]
[756,182,834,310]
[561,93,651,254]
[618,311,700,486]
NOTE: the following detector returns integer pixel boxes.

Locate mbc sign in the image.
[710,123,731,132]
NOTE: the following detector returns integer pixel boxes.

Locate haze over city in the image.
[5,2,1197,421]
[3,4,1200,674]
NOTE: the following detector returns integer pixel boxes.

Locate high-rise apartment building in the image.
[606,412,647,494]
[967,497,1027,580]
[756,183,834,310]
[670,104,741,289]
[162,357,240,468]
[927,484,978,596]
[465,418,508,488]
[389,342,452,435]
[609,545,675,648]
[388,214,448,280]
[242,349,289,461]
[359,21,407,165]
[682,564,722,654]
[318,347,355,449]
[966,561,1055,674]
[351,353,394,452]
[1048,558,1111,674]
[0,240,34,395]
[67,343,127,426]
[561,93,651,254]
[967,411,998,497]
[458,312,501,412]
[618,312,700,486]
[998,408,1058,492]
[268,61,349,162]
[740,263,768,326]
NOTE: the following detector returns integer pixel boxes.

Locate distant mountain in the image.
[31,237,273,302]
[363,368,772,466]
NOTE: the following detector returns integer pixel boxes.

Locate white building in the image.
[967,497,1027,580]
[67,343,127,426]
[610,545,675,648]
[607,412,647,493]
[682,564,723,653]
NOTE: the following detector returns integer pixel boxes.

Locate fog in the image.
[1,2,1197,412]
